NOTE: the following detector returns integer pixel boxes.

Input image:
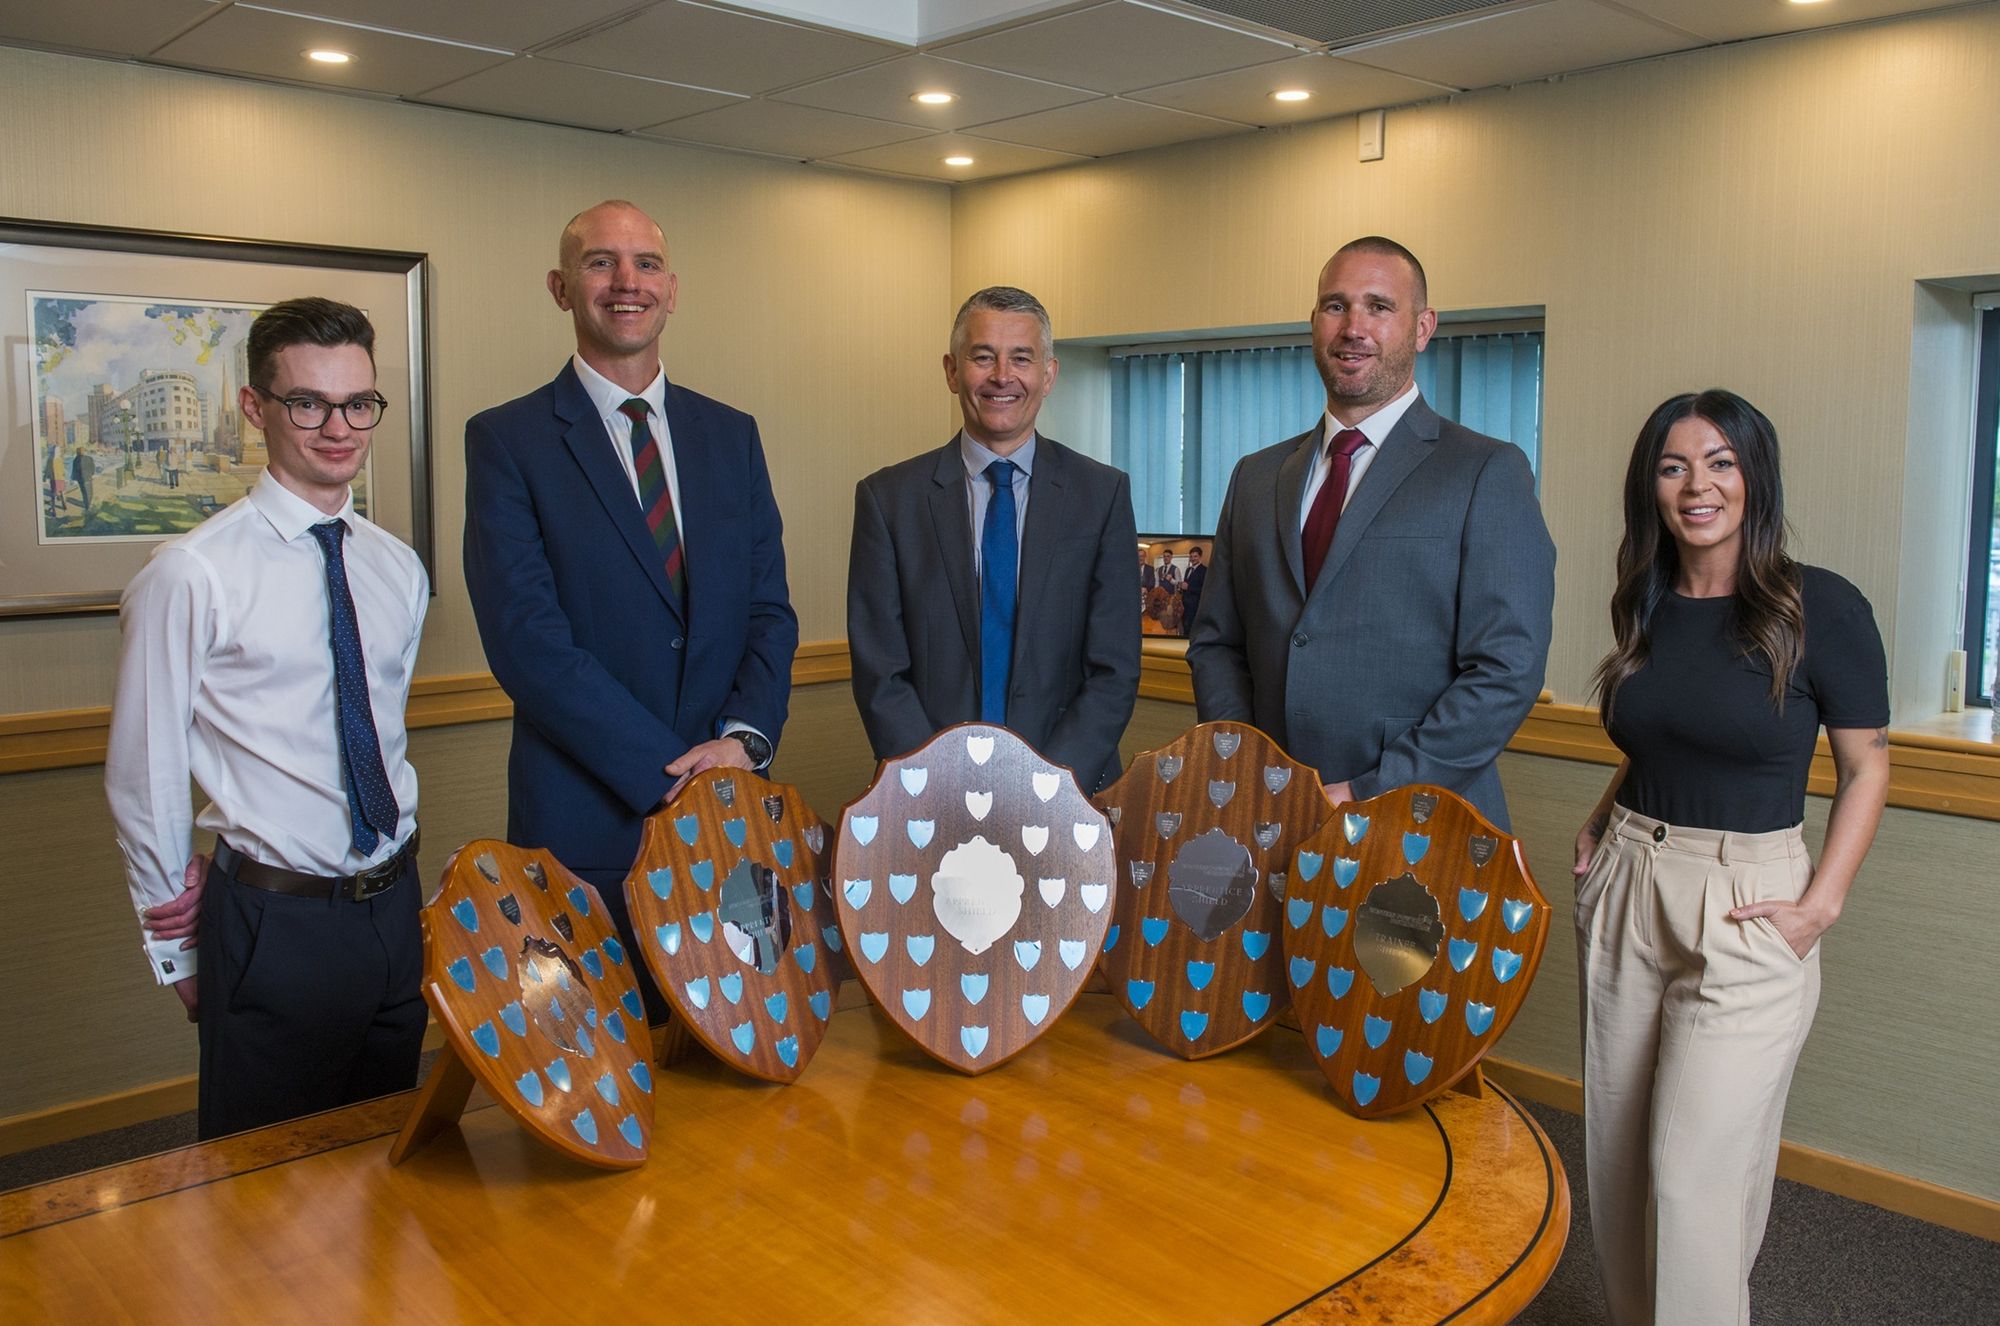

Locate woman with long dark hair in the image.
[1572,389,1890,1325]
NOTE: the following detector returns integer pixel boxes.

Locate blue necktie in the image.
[980,459,1019,725]
[309,521,399,856]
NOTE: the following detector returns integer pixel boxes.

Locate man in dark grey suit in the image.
[849,286,1140,792]
[1188,238,1554,829]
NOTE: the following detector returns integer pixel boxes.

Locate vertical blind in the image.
[1111,330,1544,532]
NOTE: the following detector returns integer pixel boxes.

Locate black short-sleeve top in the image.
[1606,565,1889,833]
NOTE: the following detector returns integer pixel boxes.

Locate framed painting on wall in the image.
[0,217,432,616]
[1137,533,1212,639]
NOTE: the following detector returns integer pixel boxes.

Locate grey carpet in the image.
[4,1088,1995,1321]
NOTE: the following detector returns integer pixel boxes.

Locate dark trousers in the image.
[195,851,426,1140]
[573,865,671,1027]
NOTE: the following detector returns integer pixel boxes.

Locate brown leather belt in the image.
[214,828,419,902]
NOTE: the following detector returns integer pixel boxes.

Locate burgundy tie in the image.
[1302,427,1369,592]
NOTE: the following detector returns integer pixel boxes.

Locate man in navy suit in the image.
[465,200,797,1020]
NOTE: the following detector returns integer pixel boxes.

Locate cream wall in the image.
[0,42,952,715]
[950,3,2000,719]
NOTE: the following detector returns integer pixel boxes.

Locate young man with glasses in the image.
[106,297,429,1139]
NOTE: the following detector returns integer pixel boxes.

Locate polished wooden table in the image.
[0,996,1566,1323]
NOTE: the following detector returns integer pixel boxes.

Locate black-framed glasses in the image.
[251,384,390,430]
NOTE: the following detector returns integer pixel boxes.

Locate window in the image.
[1965,304,2000,706]
[1109,322,1544,533]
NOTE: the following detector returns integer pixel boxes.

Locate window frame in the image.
[1963,303,2000,707]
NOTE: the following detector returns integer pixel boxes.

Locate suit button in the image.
[671,637,684,651]
[1292,632,1309,647]
[1651,824,1666,843]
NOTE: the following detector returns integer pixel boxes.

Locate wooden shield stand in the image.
[1097,722,1331,1058]
[1284,784,1551,1118]
[833,723,1114,1075]
[623,768,841,1084]
[389,841,653,1167]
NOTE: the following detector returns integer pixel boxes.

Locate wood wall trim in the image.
[0,643,859,776]
[5,642,1998,821]
[1481,1058,2000,1242]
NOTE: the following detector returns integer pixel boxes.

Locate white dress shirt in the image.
[959,430,1035,584]
[106,471,428,984]
[572,353,683,518]
[1297,380,1422,529]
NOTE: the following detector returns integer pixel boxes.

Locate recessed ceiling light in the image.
[306,49,352,64]
[913,91,956,106]
[942,155,975,167]
[1271,89,1311,103]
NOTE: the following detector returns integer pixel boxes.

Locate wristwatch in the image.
[726,729,773,768]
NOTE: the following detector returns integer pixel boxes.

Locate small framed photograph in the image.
[1137,533,1212,639]
[1,216,432,617]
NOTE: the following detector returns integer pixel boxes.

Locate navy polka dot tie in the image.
[310,521,399,855]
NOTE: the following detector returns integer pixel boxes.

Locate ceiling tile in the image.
[262,0,641,52]
[152,5,509,95]
[1126,52,1450,126]
[1609,0,1967,44]
[824,131,1088,181]
[541,0,896,96]
[932,0,1297,95]
[417,56,740,132]
[636,98,927,158]
[772,52,1095,128]
[972,96,1246,156]
[1339,0,1701,90]
[0,0,218,58]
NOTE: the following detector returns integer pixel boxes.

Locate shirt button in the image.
[1652,824,1666,844]
[1292,632,1309,647]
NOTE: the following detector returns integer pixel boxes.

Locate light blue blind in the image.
[1112,329,1543,533]
[1110,352,1185,530]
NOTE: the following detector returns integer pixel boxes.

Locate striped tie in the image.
[620,397,685,602]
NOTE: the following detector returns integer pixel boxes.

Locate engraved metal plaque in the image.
[931,835,1025,955]
[718,858,793,974]
[1168,828,1257,943]
[1353,873,1443,998]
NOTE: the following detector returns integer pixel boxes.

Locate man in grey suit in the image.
[849,286,1140,792]
[1187,238,1554,829]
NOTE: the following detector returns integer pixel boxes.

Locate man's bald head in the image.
[557,199,664,275]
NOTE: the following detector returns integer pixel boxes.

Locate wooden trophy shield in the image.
[1284,784,1551,1118]
[1097,722,1330,1059]
[624,768,841,1083]
[833,723,1114,1075]
[416,841,653,1165]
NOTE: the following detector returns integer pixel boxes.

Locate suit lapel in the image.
[926,442,980,661]
[658,379,710,628]
[1316,395,1440,590]
[555,363,682,623]
[1274,424,1320,596]
[1013,438,1068,656]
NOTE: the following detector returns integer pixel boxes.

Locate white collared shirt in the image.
[960,430,1035,583]
[1298,380,1421,529]
[105,471,428,984]
[572,354,683,519]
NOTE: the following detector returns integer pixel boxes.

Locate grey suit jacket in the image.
[1186,396,1555,829]
[848,436,1141,793]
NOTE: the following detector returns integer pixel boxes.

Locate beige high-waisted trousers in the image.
[1576,805,1820,1326]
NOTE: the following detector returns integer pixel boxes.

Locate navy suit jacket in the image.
[464,362,797,873]
[1187,396,1554,829]
[848,436,1140,793]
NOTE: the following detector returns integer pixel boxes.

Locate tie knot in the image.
[1329,427,1369,460]
[984,459,1017,487]
[619,397,649,424]
[309,520,347,554]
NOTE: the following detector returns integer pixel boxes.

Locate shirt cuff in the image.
[145,934,198,985]
[719,718,772,770]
